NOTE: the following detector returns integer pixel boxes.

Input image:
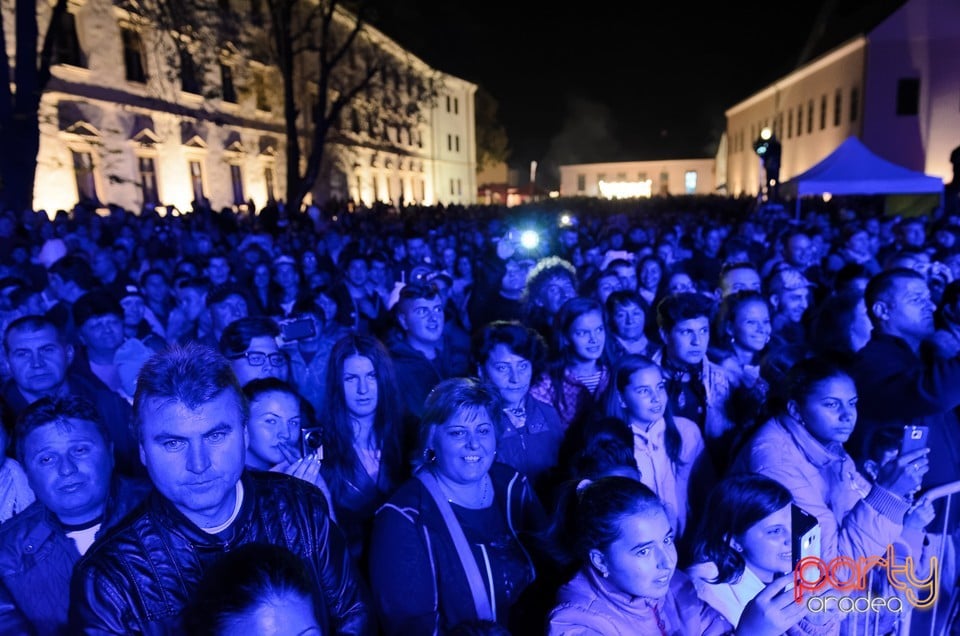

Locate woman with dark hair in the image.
[688,474,807,630]
[184,543,322,635]
[637,255,664,308]
[530,296,610,431]
[734,357,929,566]
[604,290,656,363]
[369,378,546,635]
[547,477,803,635]
[807,289,873,363]
[473,320,564,492]
[320,334,407,563]
[710,291,771,391]
[242,377,336,520]
[602,354,710,540]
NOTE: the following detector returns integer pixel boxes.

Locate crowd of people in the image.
[0,179,958,634]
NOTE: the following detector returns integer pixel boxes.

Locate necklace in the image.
[504,405,527,429]
[435,471,491,508]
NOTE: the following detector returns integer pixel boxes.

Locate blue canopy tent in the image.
[780,136,944,217]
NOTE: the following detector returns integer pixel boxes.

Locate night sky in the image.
[367,0,902,185]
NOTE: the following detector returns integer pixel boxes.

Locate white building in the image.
[724,0,960,197]
[22,0,476,215]
[559,158,716,199]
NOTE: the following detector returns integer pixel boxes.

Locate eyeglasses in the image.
[229,351,287,367]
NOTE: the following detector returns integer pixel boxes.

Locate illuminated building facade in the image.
[724,0,960,196]
[24,0,477,214]
[558,158,717,199]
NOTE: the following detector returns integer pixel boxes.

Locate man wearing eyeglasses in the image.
[218,316,289,388]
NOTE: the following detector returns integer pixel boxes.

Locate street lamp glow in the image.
[760,127,773,140]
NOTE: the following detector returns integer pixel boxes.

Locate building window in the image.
[457,178,462,196]
[577,174,586,191]
[896,78,920,116]
[449,179,455,195]
[220,64,236,103]
[180,50,201,94]
[447,134,452,151]
[850,86,860,122]
[254,72,270,111]
[834,89,842,126]
[597,173,606,184]
[659,172,669,194]
[820,94,827,130]
[138,156,159,205]
[684,171,697,194]
[638,172,647,181]
[265,166,276,202]
[616,172,626,181]
[807,99,814,133]
[787,110,793,139]
[52,11,85,67]
[797,105,803,137]
[455,135,460,152]
[188,160,205,202]
[122,28,147,83]
[72,151,99,204]
[454,98,459,115]
[446,96,451,112]
[230,164,244,205]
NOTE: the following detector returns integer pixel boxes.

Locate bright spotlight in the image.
[520,230,540,250]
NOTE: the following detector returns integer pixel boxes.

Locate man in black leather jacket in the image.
[68,342,372,635]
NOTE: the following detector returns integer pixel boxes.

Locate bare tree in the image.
[259,0,439,211]
[0,0,69,212]
[136,0,440,212]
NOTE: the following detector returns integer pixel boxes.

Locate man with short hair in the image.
[45,254,97,345]
[849,268,960,490]
[0,397,148,634]
[655,292,733,472]
[204,283,249,347]
[203,252,233,287]
[69,343,371,634]
[766,266,814,348]
[848,268,960,632]
[72,290,126,396]
[2,315,139,476]
[717,262,762,299]
[389,281,470,422]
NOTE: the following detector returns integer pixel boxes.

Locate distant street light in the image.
[753,127,781,201]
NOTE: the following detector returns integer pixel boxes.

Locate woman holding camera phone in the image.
[733,357,932,566]
[320,334,407,564]
[547,477,806,636]
[688,474,834,634]
[242,377,336,520]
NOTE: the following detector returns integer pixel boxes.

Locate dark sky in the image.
[367,0,895,181]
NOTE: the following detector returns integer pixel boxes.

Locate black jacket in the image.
[68,470,372,635]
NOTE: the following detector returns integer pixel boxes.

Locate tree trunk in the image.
[0,113,41,213]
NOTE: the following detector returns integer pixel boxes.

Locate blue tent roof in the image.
[781,136,943,197]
